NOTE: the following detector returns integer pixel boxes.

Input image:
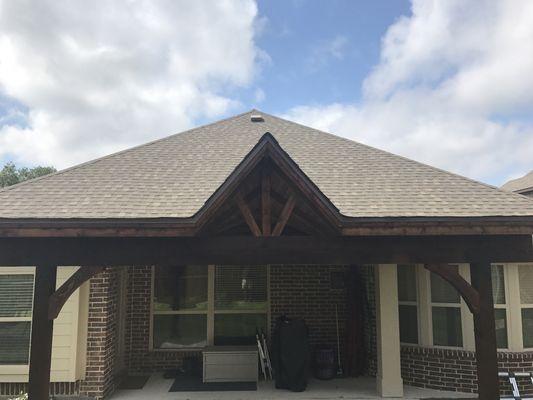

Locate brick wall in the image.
[270,265,349,352]
[123,265,352,375]
[123,266,198,374]
[79,268,121,400]
[401,345,533,396]
[360,265,377,376]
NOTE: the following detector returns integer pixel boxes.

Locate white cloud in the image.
[0,0,262,168]
[254,88,265,103]
[286,0,533,185]
[307,35,348,71]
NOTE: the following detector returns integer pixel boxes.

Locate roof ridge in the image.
[0,109,256,194]
[261,110,533,205]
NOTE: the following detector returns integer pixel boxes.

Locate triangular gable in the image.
[195,132,342,236]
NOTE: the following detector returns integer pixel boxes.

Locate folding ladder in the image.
[499,372,533,400]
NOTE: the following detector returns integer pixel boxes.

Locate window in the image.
[214,266,268,345]
[397,264,418,344]
[152,265,208,349]
[430,265,463,347]
[518,264,533,348]
[492,265,508,349]
[0,274,34,364]
[152,265,268,349]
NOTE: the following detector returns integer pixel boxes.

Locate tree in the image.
[0,162,57,188]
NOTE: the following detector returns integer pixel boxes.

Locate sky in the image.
[0,0,532,186]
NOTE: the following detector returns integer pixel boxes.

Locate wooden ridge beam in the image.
[261,170,271,236]
[48,266,105,320]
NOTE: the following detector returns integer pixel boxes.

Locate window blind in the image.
[0,322,31,364]
[0,274,34,317]
[215,266,267,310]
[519,265,533,304]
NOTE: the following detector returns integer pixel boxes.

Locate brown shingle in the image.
[1,109,533,219]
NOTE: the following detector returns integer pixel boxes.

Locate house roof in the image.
[1,109,533,221]
[501,171,533,194]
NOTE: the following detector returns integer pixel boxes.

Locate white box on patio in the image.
[202,346,258,383]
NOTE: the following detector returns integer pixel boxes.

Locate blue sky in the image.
[0,0,532,186]
[248,0,410,112]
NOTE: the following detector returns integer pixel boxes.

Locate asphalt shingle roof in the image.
[501,171,533,194]
[1,110,533,219]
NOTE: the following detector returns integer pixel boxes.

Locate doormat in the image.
[169,375,257,392]
[118,375,150,390]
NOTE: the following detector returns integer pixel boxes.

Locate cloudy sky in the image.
[0,0,532,186]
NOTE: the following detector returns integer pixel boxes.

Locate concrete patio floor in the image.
[110,373,476,400]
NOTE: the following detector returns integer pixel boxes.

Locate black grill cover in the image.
[272,316,309,392]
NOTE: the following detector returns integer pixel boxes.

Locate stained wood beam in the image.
[470,261,500,399]
[28,265,57,400]
[0,235,531,266]
[424,263,480,314]
[272,194,296,236]
[261,171,271,236]
[48,266,105,319]
[235,192,261,236]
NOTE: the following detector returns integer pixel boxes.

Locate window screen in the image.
[432,306,463,347]
[0,274,34,365]
[0,275,34,317]
[399,305,418,344]
[519,265,533,304]
[215,266,268,311]
[398,264,417,302]
[431,266,460,303]
[491,265,506,305]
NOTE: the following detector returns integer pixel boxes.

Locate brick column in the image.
[79,269,120,400]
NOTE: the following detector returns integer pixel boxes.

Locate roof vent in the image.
[251,114,264,122]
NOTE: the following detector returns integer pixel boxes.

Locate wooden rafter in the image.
[261,170,271,236]
[48,266,105,319]
[235,191,261,236]
[272,194,296,236]
[424,263,480,314]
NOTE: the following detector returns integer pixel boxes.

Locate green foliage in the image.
[9,392,28,400]
[0,162,56,188]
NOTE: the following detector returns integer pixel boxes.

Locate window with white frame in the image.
[518,264,533,349]
[491,264,508,349]
[152,265,268,349]
[0,273,35,364]
[430,265,463,347]
[397,264,418,344]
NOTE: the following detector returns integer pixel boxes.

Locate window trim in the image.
[150,265,270,352]
[0,267,35,367]
[517,263,533,350]
[427,264,465,349]
[492,264,510,350]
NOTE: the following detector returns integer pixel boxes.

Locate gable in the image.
[197,133,340,236]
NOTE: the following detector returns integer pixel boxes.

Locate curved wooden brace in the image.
[48,266,105,320]
[424,263,480,315]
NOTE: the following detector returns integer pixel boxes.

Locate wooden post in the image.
[28,265,57,400]
[470,261,499,400]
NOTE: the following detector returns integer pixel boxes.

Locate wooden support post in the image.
[261,171,271,236]
[28,265,57,400]
[470,261,499,400]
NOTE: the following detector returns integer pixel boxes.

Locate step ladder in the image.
[499,372,533,399]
